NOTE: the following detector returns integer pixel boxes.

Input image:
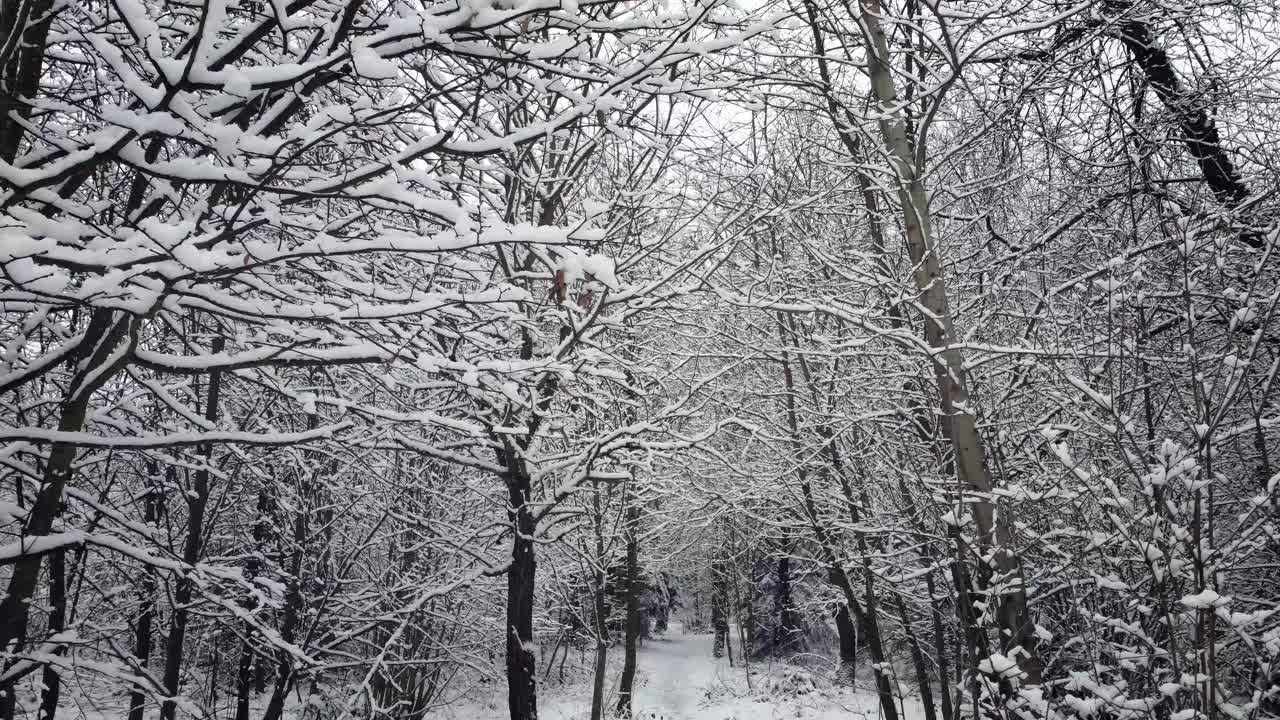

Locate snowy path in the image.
[445,620,921,719]
[541,623,732,720]
[534,621,920,720]
[624,625,723,719]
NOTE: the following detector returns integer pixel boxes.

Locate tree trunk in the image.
[1116,20,1249,213]
[834,603,857,685]
[589,480,608,720]
[773,552,803,656]
[856,0,1040,683]
[506,463,538,720]
[161,339,223,720]
[253,486,274,695]
[616,496,640,718]
[0,310,134,656]
[711,561,729,660]
[0,0,56,163]
[35,547,66,720]
[234,632,253,720]
[777,331,898,720]
[128,485,162,720]
[927,568,955,720]
[262,477,308,720]
[894,593,937,720]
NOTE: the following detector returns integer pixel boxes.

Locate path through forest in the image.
[527,620,921,720]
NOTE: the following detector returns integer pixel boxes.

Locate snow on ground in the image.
[15,619,923,720]
[438,620,926,720]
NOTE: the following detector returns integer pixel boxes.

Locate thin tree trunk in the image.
[262,475,308,720]
[777,335,899,720]
[160,337,224,720]
[234,632,253,720]
[893,592,937,720]
[589,481,608,720]
[128,485,162,720]
[711,560,729,660]
[616,493,640,718]
[772,550,802,656]
[926,563,954,720]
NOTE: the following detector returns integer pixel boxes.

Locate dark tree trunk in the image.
[506,465,538,720]
[894,594,937,720]
[261,494,306,720]
[773,552,804,656]
[616,499,641,718]
[834,603,857,685]
[0,310,133,655]
[253,486,274,695]
[711,561,729,660]
[128,486,162,720]
[1117,21,1249,212]
[927,572,955,720]
[0,0,55,163]
[234,632,253,720]
[160,340,222,720]
[36,547,66,720]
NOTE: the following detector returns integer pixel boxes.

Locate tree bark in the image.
[772,551,803,656]
[128,484,162,720]
[160,337,224,720]
[35,547,66,720]
[0,0,56,163]
[616,495,640,718]
[1116,21,1249,212]
[505,461,538,720]
[589,481,608,720]
[856,0,1040,683]
[834,602,857,685]
[711,560,729,660]
[0,309,135,656]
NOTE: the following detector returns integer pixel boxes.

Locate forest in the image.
[1,0,1278,718]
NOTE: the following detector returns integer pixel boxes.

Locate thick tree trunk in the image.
[234,632,253,720]
[506,464,538,720]
[856,0,1040,683]
[0,0,56,163]
[1116,21,1249,213]
[616,498,640,718]
[36,548,66,720]
[772,552,803,656]
[834,603,857,685]
[0,310,134,656]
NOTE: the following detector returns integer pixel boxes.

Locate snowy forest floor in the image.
[437,621,927,720]
[9,620,925,719]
